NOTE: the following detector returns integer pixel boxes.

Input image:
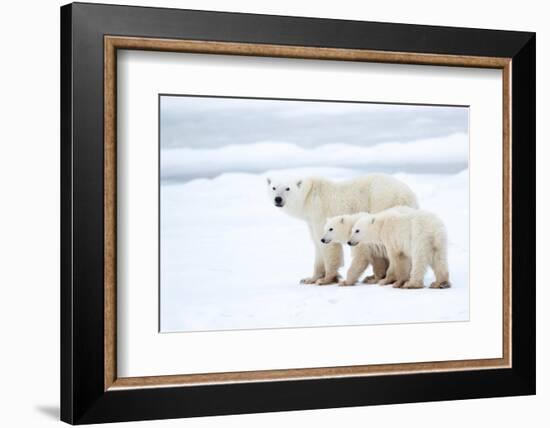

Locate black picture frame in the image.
[61,2,535,424]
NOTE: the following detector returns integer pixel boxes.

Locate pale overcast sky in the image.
[160,95,468,150]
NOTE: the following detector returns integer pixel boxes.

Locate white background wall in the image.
[0,0,546,426]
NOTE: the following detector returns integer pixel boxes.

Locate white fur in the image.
[267,174,419,285]
[322,213,388,286]
[349,207,451,289]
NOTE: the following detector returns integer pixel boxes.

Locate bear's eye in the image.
[355,229,360,234]
[286,187,290,191]
[329,228,333,232]
[272,187,276,191]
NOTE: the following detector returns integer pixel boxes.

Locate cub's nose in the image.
[320,238,326,243]
[347,241,352,246]
[274,196,282,204]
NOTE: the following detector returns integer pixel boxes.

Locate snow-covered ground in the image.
[160,167,469,332]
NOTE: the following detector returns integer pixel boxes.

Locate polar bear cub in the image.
[321,214,388,286]
[348,206,451,289]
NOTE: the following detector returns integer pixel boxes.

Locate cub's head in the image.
[348,214,376,246]
[266,177,311,216]
[321,215,355,245]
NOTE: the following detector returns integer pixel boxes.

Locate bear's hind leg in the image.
[392,253,411,288]
[403,249,427,289]
[430,248,451,289]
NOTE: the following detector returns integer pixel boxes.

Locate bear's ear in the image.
[296,180,302,188]
[266,177,271,185]
[371,217,376,224]
[340,217,344,224]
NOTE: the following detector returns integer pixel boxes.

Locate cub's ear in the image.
[340,217,345,224]
[296,180,302,188]
[371,217,376,224]
[266,177,271,185]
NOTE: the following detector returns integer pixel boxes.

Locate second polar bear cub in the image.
[321,214,388,286]
[348,206,451,289]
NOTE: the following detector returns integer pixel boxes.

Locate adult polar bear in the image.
[267,174,419,285]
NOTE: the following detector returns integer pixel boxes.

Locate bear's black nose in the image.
[274,196,282,204]
[321,238,326,243]
[347,241,352,246]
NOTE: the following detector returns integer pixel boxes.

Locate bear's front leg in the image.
[300,240,326,284]
[315,243,343,285]
[378,262,397,285]
[339,254,369,286]
[372,256,389,282]
[363,256,390,284]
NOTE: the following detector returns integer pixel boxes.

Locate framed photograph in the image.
[60,2,535,424]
